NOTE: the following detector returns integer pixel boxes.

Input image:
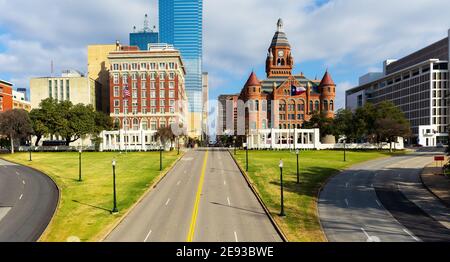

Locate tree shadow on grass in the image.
[72,200,113,214]
[269,166,341,198]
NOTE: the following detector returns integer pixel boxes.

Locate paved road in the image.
[319,148,450,242]
[106,148,282,242]
[0,159,59,242]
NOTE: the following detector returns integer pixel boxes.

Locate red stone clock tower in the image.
[266,19,294,78]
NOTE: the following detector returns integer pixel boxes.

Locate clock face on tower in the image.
[278,50,284,57]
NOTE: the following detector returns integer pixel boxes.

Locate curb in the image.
[419,165,450,209]
[227,150,288,242]
[96,150,187,241]
[0,157,61,242]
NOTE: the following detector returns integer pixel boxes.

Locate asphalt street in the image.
[106,148,282,242]
[0,159,59,242]
[319,148,450,242]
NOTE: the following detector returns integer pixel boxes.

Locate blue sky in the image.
[1,0,450,110]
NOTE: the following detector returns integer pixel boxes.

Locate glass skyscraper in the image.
[159,0,203,113]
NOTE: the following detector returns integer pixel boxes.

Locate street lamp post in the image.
[78,149,82,182]
[177,137,180,155]
[279,160,285,217]
[296,149,300,184]
[344,140,347,162]
[234,136,237,155]
[29,144,32,162]
[160,145,163,171]
[112,160,118,213]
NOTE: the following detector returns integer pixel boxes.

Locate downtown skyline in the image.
[1,0,450,111]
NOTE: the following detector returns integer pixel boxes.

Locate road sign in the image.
[434,156,445,161]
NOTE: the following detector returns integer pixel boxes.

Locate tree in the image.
[29,108,50,146]
[0,109,33,154]
[303,111,334,138]
[375,117,411,151]
[156,127,175,149]
[332,108,367,143]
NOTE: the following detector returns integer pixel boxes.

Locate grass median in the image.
[233,149,405,242]
[2,151,179,242]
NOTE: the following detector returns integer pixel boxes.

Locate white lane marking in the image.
[234,231,239,242]
[403,229,420,241]
[227,197,231,206]
[165,198,171,206]
[361,228,381,242]
[176,180,181,186]
[22,180,25,185]
[375,200,382,207]
[19,194,23,200]
[144,230,152,242]
[15,171,20,176]
[344,198,349,207]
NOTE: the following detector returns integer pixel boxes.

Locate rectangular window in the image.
[60,80,64,100]
[66,80,70,100]
[132,90,138,98]
[142,90,147,98]
[160,100,166,106]
[169,72,175,80]
[169,82,175,89]
[122,63,129,71]
[132,99,138,107]
[150,100,156,107]
[142,99,147,107]
[114,99,120,107]
[113,64,119,71]
[150,72,156,80]
[159,72,165,80]
[159,63,166,70]
[113,74,119,84]
[114,86,120,97]
[123,74,128,84]
[142,108,147,114]
[160,90,165,98]
[160,108,165,114]
[151,108,156,114]
[131,63,138,70]
[150,90,156,98]
[169,90,175,98]
[114,108,120,115]
[169,62,175,69]
[170,107,175,114]
[49,80,52,98]
[160,81,165,89]
[170,100,175,107]
[150,63,156,70]
[141,81,146,90]
[132,73,137,81]
[54,80,58,100]
[150,81,156,89]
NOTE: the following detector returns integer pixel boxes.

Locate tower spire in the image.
[277,18,284,32]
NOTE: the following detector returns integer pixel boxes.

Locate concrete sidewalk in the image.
[420,163,450,208]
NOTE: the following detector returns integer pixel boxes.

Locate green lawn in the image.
[233,149,405,242]
[2,151,180,242]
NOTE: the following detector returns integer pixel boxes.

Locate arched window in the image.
[309,101,313,112]
[297,100,305,112]
[330,100,334,111]
[142,119,148,130]
[324,100,329,111]
[133,118,139,130]
[123,118,130,130]
[315,101,320,111]
[159,119,166,128]
[289,100,295,112]
[114,118,120,129]
[150,119,157,130]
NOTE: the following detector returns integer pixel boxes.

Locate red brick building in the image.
[0,80,13,112]
[108,44,187,131]
[239,19,336,130]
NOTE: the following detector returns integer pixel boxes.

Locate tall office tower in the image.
[130,14,159,51]
[159,0,203,138]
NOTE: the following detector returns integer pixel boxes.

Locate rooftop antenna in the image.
[143,14,150,32]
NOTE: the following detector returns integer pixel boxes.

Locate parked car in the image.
[437,142,444,148]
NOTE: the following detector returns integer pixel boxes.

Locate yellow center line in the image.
[186,150,209,242]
